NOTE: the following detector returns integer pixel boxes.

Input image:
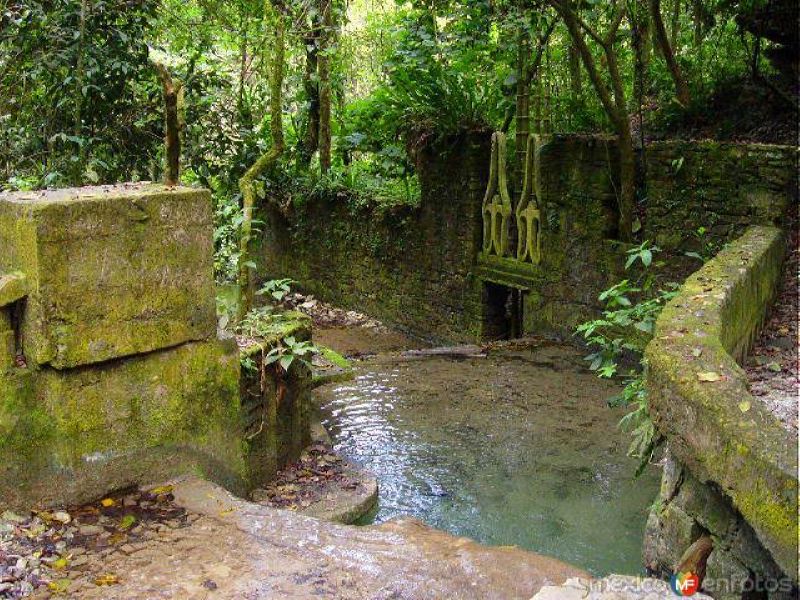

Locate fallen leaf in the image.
[738,400,751,413]
[150,485,174,495]
[53,557,68,570]
[119,514,136,530]
[95,574,120,586]
[100,498,115,508]
[697,371,723,382]
[767,362,782,372]
[691,348,702,358]
[48,579,70,594]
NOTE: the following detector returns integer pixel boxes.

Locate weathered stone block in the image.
[0,339,244,510]
[0,184,217,368]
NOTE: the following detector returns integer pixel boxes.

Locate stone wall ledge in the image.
[644,225,797,579]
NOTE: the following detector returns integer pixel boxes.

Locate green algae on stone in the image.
[0,184,217,369]
[644,225,797,579]
[0,339,245,511]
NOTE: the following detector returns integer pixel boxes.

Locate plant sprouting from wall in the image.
[576,241,679,473]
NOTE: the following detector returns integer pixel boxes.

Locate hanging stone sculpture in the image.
[516,134,542,264]
[481,132,513,257]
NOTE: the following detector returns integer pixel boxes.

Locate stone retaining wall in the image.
[258,133,490,343]
[0,185,246,509]
[644,141,797,250]
[259,136,796,343]
[644,226,797,593]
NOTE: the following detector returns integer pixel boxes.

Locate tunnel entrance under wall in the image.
[481,282,525,341]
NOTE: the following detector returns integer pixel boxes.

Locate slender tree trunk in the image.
[632,0,651,103]
[650,0,690,106]
[318,0,332,174]
[552,0,634,241]
[568,42,582,96]
[73,0,88,184]
[515,32,530,198]
[153,62,181,186]
[670,0,681,47]
[238,8,286,319]
[300,23,320,166]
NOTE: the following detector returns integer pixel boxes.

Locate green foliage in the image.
[257,278,294,302]
[577,242,679,471]
[684,226,721,263]
[263,335,318,373]
[0,0,161,188]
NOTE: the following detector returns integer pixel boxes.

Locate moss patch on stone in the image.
[644,225,797,578]
[0,339,245,511]
[0,184,217,369]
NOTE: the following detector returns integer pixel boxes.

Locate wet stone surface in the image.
[745,224,799,434]
[0,486,196,598]
[251,441,377,523]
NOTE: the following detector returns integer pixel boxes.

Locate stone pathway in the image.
[12,479,588,600]
[745,223,799,434]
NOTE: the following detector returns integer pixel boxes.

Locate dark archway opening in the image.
[482,282,523,340]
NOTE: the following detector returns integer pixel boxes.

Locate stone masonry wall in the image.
[521,134,624,337]
[644,226,797,594]
[644,141,798,250]
[258,132,491,343]
[0,184,246,510]
[259,136,796,344]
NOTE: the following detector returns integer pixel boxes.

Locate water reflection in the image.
[315,343,661,576]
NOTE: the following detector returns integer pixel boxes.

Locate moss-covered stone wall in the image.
[523,134,625,336]
[0,184,217,369]
[258,136,796,343]
[0,184,253,510]
[258,133,491,343]
[644,141,798,250]
[644,226,797,586]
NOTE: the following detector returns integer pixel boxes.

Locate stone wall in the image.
[644,226,797,594]
[258,132,490,343]
[239,312,313,485]
[523,134,624,336]
[0,184,248,509]
[258,136,797,343]
[644,141,797,250]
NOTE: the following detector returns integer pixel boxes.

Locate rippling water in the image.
[315,342,661,576]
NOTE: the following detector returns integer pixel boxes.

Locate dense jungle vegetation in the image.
[1,0,796,283]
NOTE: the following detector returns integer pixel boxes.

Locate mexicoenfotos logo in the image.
[670,571,701,596]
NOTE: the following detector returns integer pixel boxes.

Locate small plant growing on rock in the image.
[258,278,295,303]
[264,336,318,373]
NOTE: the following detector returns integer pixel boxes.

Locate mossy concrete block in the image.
[0,339,245,511]
[0,184,217,369]
[0,272,26,308]
[645,226,797,579]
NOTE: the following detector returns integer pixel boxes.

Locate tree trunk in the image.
[568,42,582,96]
[238,7,286,320]
[670,0,681,48]
[153,62,181,186]
[632,0,651,103]
[650,0,690,106]
[73,0,88,184]
[515,32,530,198]
[551,0,634,241]
[300,24,320,166]
[318,0,332,174]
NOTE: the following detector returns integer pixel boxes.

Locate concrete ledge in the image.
[644,226,797,578]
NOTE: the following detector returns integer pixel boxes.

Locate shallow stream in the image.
[314,337,661,576]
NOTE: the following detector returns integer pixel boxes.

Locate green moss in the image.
[0,339,247,510]
[645,226,796,579]
[0,185,217,369]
